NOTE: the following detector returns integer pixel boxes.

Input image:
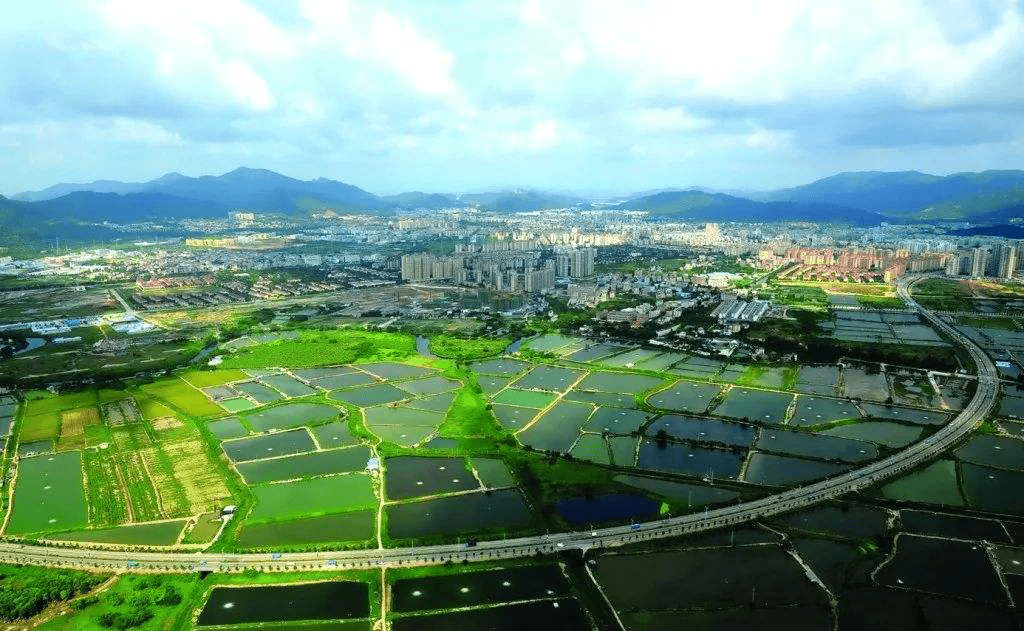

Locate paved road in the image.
[0,274,998,573]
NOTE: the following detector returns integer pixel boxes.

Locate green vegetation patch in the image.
[139,379,223,417]
[180,370,249,388]
[7,451,88,535]
[247,474,376,523]
[218,329,416,369]
[429,335,510,360]
[0,564,106,622]
[39,573,195,631]
[20,391,111,443]
[911,278,974,311]
[856,295,906,309]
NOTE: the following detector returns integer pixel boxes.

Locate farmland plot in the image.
[57,407,100,450]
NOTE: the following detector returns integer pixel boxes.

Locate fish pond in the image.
[555,493,660,525]
[245,402,340,432]
[391,599,589,631]
[647,381,722,413]
[744,453,850,486]
[385,456,478,500]
[645,414,755,448]
[222,428,316,462]
[236,446,372,484]
[387,489,531,539]
[820,421,923,448]
[236,511,376,547]
[756,428,877,463]
[391,565,569,612]
[196,581,370,626]
[636,439,745,479]
[6,451,88,535]
[714,387,793,423]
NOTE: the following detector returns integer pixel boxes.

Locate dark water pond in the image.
[874,535,1008,604]
[196,581,369,626]
[777,504,890,540]
[387,488,530,539]
[900,509,1011,542]
[645,414,755,448]
[620,606,832,631]
[594,546,826,611]
[392,565,569,612]
[385,456,478,500]
[744,452,850,486]
[636,439,745,479]
[391,598,589,631]
[222,428,315,462]
[555,493,659,525]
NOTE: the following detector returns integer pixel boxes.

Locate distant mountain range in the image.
[754,170,1024,220]
[5,167,1024,243]
[614,190,883,224]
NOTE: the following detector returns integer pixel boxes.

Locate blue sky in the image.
[2,0,1023,196]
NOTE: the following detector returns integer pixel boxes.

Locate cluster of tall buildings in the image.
[945,243,1023,280]
[400,242,595,293]
[761,246,919,282]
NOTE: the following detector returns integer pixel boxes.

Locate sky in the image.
[2,0,1023,197]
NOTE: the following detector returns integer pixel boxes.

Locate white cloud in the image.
[299,0,463,102]
[218,60,274,111]
[626,108,711,133]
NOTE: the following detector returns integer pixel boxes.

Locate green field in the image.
[429,335,510,360]
[35,573,198,631]
[139,379,223,417]
[180,370,250,388]
[247,474,377,523]
[910,278,974,311]
[856,295,906,309]
[6,451,89,535]
[218,329,416,369]
[19,390,121,442]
